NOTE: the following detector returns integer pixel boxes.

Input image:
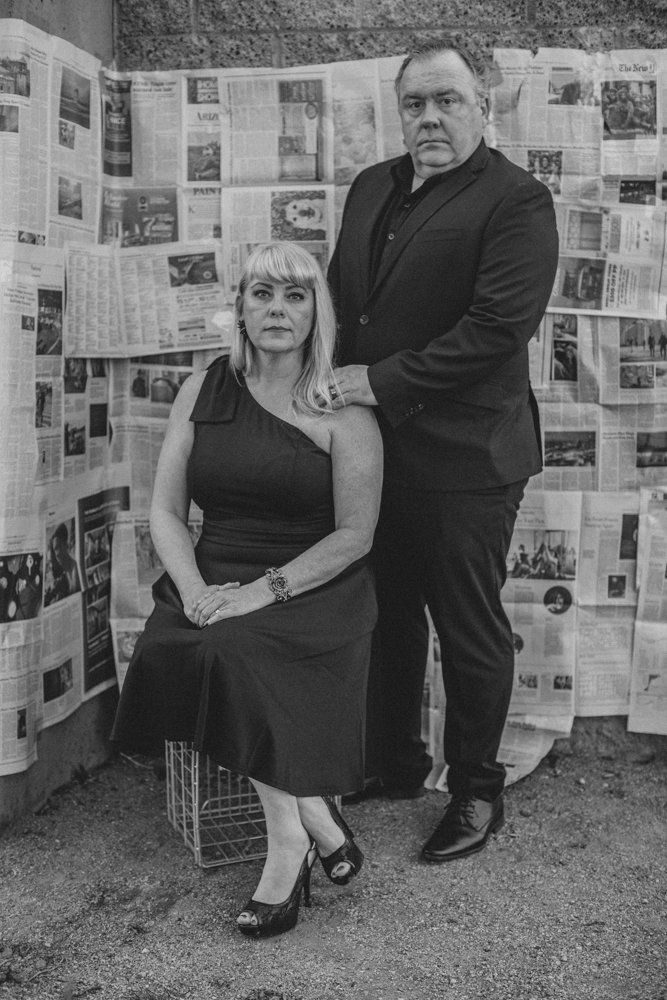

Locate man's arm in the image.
[332,178,558,421]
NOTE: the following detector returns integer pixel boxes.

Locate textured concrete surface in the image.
[114,0,667,70]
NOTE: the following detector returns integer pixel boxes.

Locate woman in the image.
[111,242,382,938]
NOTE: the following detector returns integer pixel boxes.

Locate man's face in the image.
[398,51,488,180]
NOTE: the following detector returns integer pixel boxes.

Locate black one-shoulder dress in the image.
[111,358,377,796]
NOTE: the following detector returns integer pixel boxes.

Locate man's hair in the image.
[394,44,490,102]
[231,241,338,416]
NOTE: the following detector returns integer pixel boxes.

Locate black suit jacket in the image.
[328,141,559,491]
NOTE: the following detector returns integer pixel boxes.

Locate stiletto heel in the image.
[237,842,315,938]
[319,796,364,886]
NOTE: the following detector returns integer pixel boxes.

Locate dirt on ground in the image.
[1,718,666,1000]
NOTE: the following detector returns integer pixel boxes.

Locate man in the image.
[327,45,558,863]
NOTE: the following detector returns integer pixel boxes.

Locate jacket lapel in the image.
[369,163,479,299]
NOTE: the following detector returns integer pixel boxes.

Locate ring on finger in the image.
[329,386,338,399]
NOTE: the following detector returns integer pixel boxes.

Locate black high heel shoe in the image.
[236,843,316,938]
[318,796,364,886]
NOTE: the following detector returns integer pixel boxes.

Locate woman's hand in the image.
[184,582,240,627]
[203,580,273,625]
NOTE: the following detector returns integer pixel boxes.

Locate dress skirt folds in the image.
[110,358,377,796]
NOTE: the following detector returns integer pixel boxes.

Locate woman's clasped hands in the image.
[184,581,241,627]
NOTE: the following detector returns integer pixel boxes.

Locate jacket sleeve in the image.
[367,177,559,428]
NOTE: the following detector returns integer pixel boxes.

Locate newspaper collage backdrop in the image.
[1,18,666,780]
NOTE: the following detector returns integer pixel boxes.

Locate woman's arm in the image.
[149,372,239,624]
[201,405,383,625]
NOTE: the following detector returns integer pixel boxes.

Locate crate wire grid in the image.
[165,741,267,868]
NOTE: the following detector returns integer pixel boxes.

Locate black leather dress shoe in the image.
[421,794,504,863]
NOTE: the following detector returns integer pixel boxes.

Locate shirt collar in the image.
[391,139,487,196]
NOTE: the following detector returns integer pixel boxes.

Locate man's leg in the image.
[370,485,433,794]
[420,481,526,860]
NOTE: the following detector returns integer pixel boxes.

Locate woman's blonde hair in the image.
[231,241,338,415]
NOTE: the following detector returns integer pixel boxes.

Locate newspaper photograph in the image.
[536,312,599,403]
[221,184,334,294]
[598,315,667,404]
[110,351,195,421]
[100,185,179,246]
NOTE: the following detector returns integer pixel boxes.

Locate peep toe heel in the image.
[319,796,364,886]
[237,843,315,939]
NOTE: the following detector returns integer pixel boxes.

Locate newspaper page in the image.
[0,640,40,776]
[535,312,599,403]
[549,215,665,318]
[330,59,382,186]
[221,68,331,185]
[39,593,84,731]
[628,485,667,733]
[628,622,667,734]
[574,491,640,716]
[502,490,582,717]
[578,491,640,607]
[599,404,667,490]
[530,402,599,491]
[109,418,166,513]
[62,356,111,478]
[491,48,603,202]
[122,71,182,187]
[637,486,667,589]
[0,262,39,526]
[182,70,224,189]
[597,50,660,180]
[221,185,335,295]
[47,35,101,247]
[109,618,145,693]
[119,241,231,355]
[599,315,667,404]
[180,186,221,242]
[64,243,122,356]
[376,55,408,160]
[0,19,50,244]
[576,605,634,716]
[78,478,131,696]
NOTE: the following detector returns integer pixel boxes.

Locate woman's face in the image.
[241,279,315,359]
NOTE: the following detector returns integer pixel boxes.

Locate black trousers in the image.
[367,478,527,802]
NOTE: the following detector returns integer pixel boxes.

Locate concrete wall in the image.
[0,0,113,63]
[113,0,667,71]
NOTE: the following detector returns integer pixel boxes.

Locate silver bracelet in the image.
[265,567,292,602]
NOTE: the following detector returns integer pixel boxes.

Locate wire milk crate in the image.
[165,741,267,868]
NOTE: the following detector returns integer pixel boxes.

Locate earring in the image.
[238,318,247,337]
